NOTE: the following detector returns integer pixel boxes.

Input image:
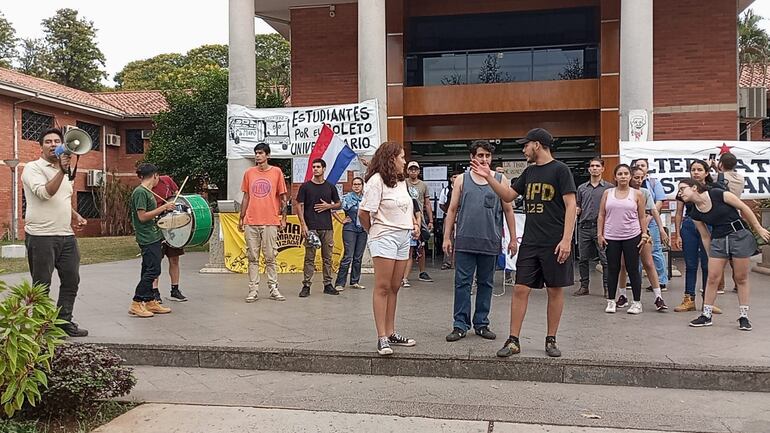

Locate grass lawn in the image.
[0,237,208,275]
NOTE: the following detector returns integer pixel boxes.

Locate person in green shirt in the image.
[129,163,176,317]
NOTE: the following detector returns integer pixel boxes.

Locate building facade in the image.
[229,0,753,198]
[0,68,167,240]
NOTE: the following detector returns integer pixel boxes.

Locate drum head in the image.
[157,212,192,230]
[161,194,213,248]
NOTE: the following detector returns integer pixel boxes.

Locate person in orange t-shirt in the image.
[239,142,288,303]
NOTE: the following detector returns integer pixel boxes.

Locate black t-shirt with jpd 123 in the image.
[297,180,340,230]
[513,160,577,246]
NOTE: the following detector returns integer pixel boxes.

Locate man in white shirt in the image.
[21,128,88,337]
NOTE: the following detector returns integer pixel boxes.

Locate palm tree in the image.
[739,9,770,85]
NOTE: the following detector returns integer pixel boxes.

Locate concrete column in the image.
[620,0,654,141]
[358,0,388,142]
[228,0,257,201]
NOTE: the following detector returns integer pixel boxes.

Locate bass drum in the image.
[161,194,213,248]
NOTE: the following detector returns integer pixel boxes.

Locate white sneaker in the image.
[335,285,345,292]
[350,283,366,290]
[402,278,411,288]
[245,289,258,303]
[627,301,643,315]
[605,300,616,313]
[269,288,286,301]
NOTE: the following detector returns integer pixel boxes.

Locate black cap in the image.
[516,128,554,148]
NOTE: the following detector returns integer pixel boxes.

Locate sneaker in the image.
[573,286,589,296]
[545,337,561,358]
[441,263,452,270]
[299,286,310,298]
[418,272,433,282]
[169,288,188,302]
[738,317,752,331]
[674,295,696,312]
[616,295,628,308]
[145,300,171,314]
[446,327,466,342]
[245,289,258,303]
[716,288,725,294]
[627,301,643,315]
[128,301,154,318]
[377,337,393,356]
[497,337,521,357]
[605,299,616,313]
[152,289,163,304]
[661,284,667,292]
[388,332,416,347]
[335,285,345,292]
[61,322,88,337]
[350,283,366,290]
[402,278,411,288]
[654,297,668,311]
[475,326,496,340]
[323,284,340,295]
[732,287,738,293]
[269,287,286,301]
[644,285,653,292]
[689,314,713,327]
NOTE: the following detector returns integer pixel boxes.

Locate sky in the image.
[2,0,770,86]
[0,0,275,85]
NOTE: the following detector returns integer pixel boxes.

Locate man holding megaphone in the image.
[21,128,89,337]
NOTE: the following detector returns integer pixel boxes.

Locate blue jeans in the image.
[335,230,368,286]
[681,217,708,297]
[649,222,668,285]
[453,252,496,332]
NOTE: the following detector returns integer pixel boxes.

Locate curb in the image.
[102,343,770,392]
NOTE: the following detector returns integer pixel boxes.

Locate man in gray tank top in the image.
[443,140,518,342]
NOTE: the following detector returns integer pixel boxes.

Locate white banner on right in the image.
[619,141,770,199]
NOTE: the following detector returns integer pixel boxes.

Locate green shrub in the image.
[0,419,38,433]
[0,280,67,418]
[38,344,136,415]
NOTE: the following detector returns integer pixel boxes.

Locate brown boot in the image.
[573,286,589,296]
[145,300,171,314]
[673,295,696,312]
[129,301,154,318]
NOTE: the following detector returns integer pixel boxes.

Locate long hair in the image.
[689,160,714,184]
[676,177,709,202]
[365,141,404,188]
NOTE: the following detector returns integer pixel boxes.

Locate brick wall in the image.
[653,0,737,139]
[290,4,358,107]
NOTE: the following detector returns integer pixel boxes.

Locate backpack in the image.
[715,172,729,190]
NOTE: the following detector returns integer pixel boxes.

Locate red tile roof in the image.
[92,91,168,116]
[739,64,770,88]
[0,67,167,117]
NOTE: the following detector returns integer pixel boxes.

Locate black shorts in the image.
[515,244,574,289]
[161,242,185,258]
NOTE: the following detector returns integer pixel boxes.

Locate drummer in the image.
[151,174,188,302]
[128,163,175,318]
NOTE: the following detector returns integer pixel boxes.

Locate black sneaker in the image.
[661,284,667,292]
[153,289,163,304]
[497,336,520,357]
[323,284,340,295]
[654,297,668,311]
[475,326,497,340]
[445,327,466,342]
[738,317,752,331]
[61,322,88,337]
[644,285,653,292]
[418,272,433,282]
[545,336,561,357]
[299,286,310,298]
[689,314,712,327]
[388,332,416,346]
[616,295,628,308]
[170,288,188,302]
[377,337,393,356]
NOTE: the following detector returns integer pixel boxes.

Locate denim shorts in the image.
[368,229,411,260]
[710,229,758,259]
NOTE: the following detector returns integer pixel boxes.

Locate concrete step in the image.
[105,342,770,393]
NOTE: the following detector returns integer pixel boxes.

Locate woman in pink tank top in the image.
[597,164,650,314]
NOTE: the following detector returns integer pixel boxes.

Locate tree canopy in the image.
[739,9,770,65]
[0,12,17,68]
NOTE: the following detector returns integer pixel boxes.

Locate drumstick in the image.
[143,185,170,204]
[172,176,189,203]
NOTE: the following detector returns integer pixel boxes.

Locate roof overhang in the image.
[255,0,356,39]
[739,0,755,13]
[0,83,125,120]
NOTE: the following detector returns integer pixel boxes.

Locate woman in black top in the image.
[676,178,770,331]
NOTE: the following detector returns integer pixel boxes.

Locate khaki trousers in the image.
[245,225,279,290]
[303,229,334,286]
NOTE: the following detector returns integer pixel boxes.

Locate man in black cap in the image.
[470,128,576,358]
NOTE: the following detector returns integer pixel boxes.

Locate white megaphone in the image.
[54,127,92,157]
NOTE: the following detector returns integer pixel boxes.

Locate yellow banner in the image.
[220,212,344,274]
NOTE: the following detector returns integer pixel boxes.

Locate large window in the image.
[125,129,144,154]
[77,191,101,219]
[21,110,53,142]
[76,121,101,151]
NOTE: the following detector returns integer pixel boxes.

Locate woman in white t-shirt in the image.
[359,142,420,356]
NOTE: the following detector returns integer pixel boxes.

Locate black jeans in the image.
[606,235,642,301]
[135,241,162,302]
[577,221,608,290]
[25,234,80,323]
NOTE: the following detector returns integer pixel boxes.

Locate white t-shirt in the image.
[360,173,413,240]
[21,158,74,236]
[436,186,449,219]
